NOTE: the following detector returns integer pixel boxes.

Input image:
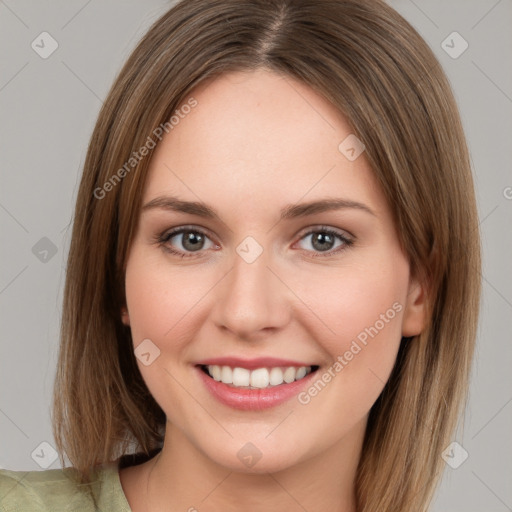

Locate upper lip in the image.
[195,357,317,370]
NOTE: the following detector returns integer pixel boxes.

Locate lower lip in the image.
[195,366,318,411]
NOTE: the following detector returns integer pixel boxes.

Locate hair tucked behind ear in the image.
[52,1,481,510]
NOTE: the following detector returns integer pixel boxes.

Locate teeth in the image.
[232,367,250,387]
[283,367,296,383]
[221,366,232,384]
[250,368,269,388]
[269,367,284,386]
[205,365,312,389]
[295,366,307,380]
[211,365,222,381]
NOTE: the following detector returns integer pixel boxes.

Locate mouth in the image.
[197,364,320,390]
[194,356,321,410]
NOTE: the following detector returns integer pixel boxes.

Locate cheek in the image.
[124,246,204,343]
[123,249,209,420]
[294,256,408,384]
[290,261,408,433]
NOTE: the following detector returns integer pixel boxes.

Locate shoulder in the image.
[0,463,130,512]
[0,466,95,512]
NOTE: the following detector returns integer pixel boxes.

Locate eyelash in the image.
[156,225,354,259]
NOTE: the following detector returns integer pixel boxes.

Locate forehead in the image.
[142,69,384,216]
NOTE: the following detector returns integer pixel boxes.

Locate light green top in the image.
[0,459,132,512]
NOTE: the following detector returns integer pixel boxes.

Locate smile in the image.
[194,358,320,410]
[200,364,317,389]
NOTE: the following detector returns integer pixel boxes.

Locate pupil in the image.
[183,232,204,251]
[313,233,333,251]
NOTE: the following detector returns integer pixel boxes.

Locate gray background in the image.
[1,1,511,510]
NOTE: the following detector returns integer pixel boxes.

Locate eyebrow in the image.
[141,195,376,220]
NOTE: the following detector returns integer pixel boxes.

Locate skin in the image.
[119,69,426,512]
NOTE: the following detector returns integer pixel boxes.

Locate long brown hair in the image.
[51,1,481,510]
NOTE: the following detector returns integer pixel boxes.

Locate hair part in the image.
[52,1,481,510]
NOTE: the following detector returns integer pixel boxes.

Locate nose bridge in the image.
[213,241,289,337]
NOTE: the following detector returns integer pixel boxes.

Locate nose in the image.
[212,244,292,340]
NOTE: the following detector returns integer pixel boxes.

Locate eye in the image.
[295,226,353,258]
[156,225,354,259]
[157,226,217,258]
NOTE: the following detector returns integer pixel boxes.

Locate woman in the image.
[0,0,481,510]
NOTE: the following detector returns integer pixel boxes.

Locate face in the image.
[122,69,426,473]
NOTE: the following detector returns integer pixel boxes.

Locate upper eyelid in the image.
[162,225,215,241]
[297,225,354,240]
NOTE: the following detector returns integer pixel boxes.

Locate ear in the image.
[401,275,428,337]
[121,306,131,326]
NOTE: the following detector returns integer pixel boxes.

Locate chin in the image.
[202,438,303,475]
